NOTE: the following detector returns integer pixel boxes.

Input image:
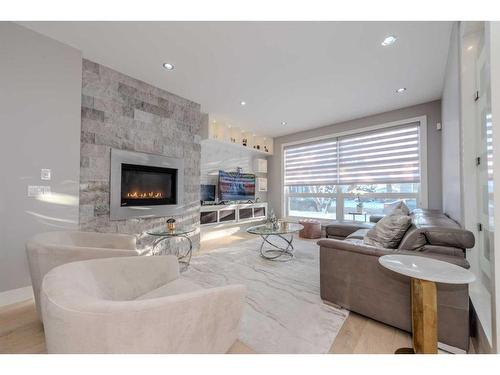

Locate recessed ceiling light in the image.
[162,62,174,70]
[240,101,246,106]
[396,87,406,93]
[467,45,474,51]
[281,121,287,125]
[381,35,397,46]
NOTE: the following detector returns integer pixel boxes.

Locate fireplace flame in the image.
[126,191,164,199]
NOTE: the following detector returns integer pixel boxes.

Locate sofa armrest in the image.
[423,227,475,249]
[43,283,246,353]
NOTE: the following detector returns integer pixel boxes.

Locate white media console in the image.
[200,202,268,226]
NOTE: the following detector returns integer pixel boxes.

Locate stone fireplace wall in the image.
[80,59,201,251]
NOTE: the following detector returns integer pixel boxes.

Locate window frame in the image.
[280,116,428,221]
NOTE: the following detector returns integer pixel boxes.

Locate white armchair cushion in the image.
[136,278,201,300]
[26,231,140,320]
[41,256,246,353]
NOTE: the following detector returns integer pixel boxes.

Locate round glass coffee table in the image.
[147,227,196,271]
[246,223,304,261]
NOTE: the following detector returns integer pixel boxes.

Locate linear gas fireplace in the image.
[110,149,184,220]
[121,163,177,207]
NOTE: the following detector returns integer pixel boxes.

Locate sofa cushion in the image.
[325,222,374,239]
[136,278,201,300]
[346,229,370,240]
[389,201,410,216]
[398,224,428,250]
[364,214,412,249]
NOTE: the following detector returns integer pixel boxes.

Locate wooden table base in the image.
[395,278,438,354]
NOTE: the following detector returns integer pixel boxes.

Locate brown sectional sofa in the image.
[320,209,475,351]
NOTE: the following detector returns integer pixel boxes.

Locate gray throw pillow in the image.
[389,201,410,216]
[363,214,412,249]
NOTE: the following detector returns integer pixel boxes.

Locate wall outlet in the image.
[28,185,51,197]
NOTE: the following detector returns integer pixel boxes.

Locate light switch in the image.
[41,169,51,181]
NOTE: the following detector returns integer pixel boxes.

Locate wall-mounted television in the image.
[218,170,256,201]
[200,184,216,202]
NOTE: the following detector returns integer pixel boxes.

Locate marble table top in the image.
[379,254,476,284]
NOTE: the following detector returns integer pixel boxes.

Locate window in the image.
[283,121,424,221]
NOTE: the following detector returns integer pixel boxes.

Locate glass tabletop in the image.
[246,222,304,235]
[147,227,196,236]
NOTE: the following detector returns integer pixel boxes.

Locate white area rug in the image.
[183,236,348,353]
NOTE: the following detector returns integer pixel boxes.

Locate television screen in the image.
[200,184,216,202]
[218,171,256,201]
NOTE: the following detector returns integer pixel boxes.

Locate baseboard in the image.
[470,301,493,353]
[438,342,466,354]
[0,286,33,308]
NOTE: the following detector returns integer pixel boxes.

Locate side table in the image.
[379,254,475,354]
[347,211,368,222]
[147,227,196,271]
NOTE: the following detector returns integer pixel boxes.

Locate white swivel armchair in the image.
[26,231,141,320]
[40,255,246,353]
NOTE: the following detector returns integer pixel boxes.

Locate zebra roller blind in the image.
[284,122,420,186]
[284,139,338,186]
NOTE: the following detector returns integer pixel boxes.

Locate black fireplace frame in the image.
[110,149,184,220]
[120,163,178,207]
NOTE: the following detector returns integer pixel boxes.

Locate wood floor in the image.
[0,298,416,354]
[0,299,256,354]
[0,232,473,354]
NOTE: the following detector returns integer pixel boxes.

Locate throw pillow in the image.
[363,214,412,249]
[390,200,410,216]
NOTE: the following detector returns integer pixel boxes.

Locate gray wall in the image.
[441,23,463,224]
[80,60,202,252]
[0,23,82,292]
[268,100,443,217]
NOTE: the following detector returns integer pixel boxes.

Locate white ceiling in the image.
[19,21,452,138]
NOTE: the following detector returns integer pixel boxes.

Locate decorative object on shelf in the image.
[268,209,279,230]
[264,146,269,153]
[166,218,176,232]
[242,138,248,147]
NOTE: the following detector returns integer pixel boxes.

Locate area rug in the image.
[183,236,348,353]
